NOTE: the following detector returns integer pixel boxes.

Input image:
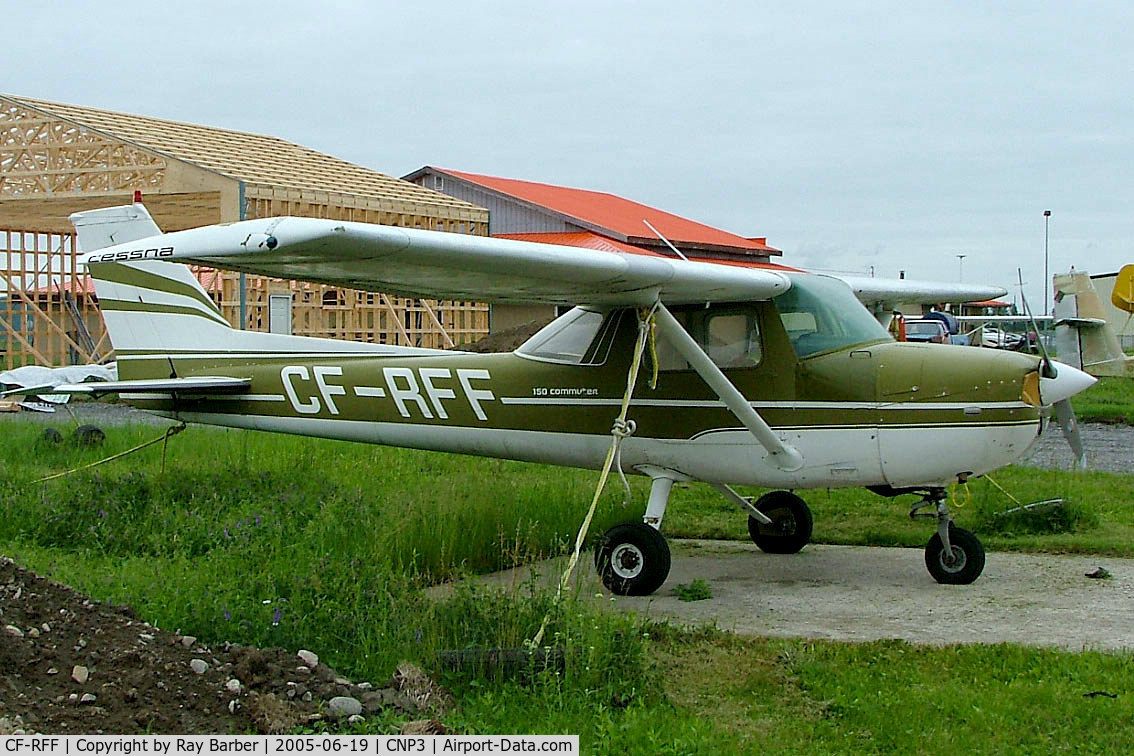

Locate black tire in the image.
[595,523,671,596]
[43,427,64,444]
[73,424,106,446]
[925,524,985,585]
[747,491,813,554]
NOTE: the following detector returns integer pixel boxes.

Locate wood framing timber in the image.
[0,94,492,366]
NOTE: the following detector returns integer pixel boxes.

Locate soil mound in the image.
[0,557,430,734]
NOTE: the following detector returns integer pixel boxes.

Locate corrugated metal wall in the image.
[412,173,580,235]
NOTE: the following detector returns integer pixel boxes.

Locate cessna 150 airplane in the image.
[29,203,1098,595]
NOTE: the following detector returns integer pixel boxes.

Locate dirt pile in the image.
[0,557,439,734]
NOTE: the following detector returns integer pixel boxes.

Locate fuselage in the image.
[118,295,1045,490]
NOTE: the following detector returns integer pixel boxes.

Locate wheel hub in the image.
[939,546,967,572]
[611,543,644,579]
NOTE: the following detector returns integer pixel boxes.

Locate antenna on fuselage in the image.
[642,219,689,261]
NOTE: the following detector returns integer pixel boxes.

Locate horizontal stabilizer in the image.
[1054,317,1108,328]
[52,376,252,395]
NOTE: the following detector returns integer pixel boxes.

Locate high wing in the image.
[835,275,1007,309]
[80,217,791,306]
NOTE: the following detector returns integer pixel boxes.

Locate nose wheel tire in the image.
[747,491,813,554]
[595,523,672,596]
[925,524,985,585]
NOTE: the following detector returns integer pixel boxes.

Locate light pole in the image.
[956,254,967,282]
[1043,210,1052,315]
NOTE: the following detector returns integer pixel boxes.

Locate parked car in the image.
[977,326,1025,350]
[904,319,949,344]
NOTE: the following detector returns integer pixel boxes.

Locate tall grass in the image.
[0,421,656,715]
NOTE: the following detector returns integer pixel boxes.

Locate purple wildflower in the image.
[224,607,231,621]
[98,509,107,519]
[223,527,230,539]
[272,607,282,626]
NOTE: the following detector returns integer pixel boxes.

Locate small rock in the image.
[181,636,197,648]
[68,694,79,702]
[125,688,138,703]
[72,666,89,684]
[190,659,209,675]
[1085,567,1112,580]
[295,666,312,676]
[357,682,372,690]
[46,668,58,676]
[27,628,40,639]
[41,623,51,633]
[347,715,365,725]
[225,678,242,694]
[228,700,241,714]
[80,694,97,705]
[335,677,350,686]
[297,649,319,668]
[139,633,154,642]
[327,696,362,718]
[301,692,312,702]
[287,689,296,699]
[4,625,24,638]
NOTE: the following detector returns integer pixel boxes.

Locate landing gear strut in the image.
[595,473,676,596]
[911,488,985,584]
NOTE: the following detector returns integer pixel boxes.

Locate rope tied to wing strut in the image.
[529,302,659,649]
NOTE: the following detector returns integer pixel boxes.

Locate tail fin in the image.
[1053,270,1134,378]
[72,204,234,376]
[70,202,163,251]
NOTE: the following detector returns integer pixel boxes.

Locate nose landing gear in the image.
[911,488,985,584]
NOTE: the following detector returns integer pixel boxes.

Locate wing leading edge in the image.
[80,216,792,307]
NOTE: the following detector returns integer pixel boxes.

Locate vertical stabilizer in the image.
[1053,270,1134,378]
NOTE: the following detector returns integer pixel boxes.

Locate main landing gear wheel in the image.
[925,524,985,585]
[747,490,813,554]
[595,522,672,596]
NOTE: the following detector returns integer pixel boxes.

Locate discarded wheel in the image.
[43,427,64,444]
[748,490,813,554]
[925,524,985,585]
[73,425,106,446]
[595,523,671,596]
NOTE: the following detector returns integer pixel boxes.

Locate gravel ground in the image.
[1024,420,1134,473]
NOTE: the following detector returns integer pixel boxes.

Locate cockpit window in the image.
[655,304,762,370]
[776,274,892,358]
[517,308,609,363]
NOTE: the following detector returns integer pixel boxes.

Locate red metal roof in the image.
[496,231,799,272]
[435,168,780,257]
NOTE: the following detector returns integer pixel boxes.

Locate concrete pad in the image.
[467,540,1134,651]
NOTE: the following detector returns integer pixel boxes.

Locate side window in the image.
[706,312,761,368]
[656,305,762,371]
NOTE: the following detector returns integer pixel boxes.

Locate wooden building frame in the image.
[0,95,491,368]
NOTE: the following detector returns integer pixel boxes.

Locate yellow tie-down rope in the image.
[529,303,658,648]
[33,423,186,484]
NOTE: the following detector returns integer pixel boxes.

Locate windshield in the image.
[517,307,607,363]
[776,274,892,358]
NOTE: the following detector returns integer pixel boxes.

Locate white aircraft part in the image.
[70,203,161,251]
[79,211,793,307]
[1039,361,1097,405]
[836,275,1006,307]
[160,410,1038,491]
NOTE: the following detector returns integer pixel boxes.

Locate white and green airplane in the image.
[39,204,1097,595]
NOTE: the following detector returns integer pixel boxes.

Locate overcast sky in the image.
[8,1,1132,309]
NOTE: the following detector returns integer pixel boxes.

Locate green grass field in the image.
[2,419,1132,751]
[1072,376,1134,423]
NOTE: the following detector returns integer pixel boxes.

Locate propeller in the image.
[1018,269,1090,468]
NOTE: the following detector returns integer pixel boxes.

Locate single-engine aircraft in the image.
[32,204,1098,595]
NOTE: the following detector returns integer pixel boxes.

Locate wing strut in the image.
[653,302,804,471]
